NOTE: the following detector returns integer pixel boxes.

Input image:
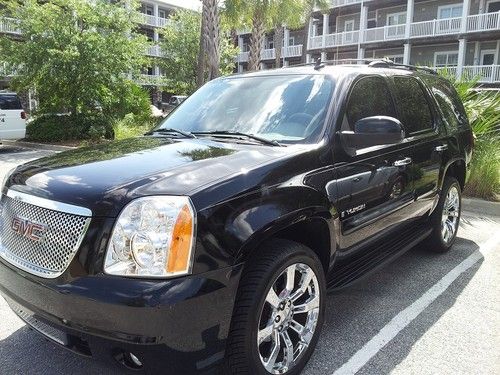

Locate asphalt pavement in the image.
[0,145,499,375]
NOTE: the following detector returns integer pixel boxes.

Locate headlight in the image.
[104,196,196,278]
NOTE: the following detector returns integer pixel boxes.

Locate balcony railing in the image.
[0,17,21,35]
[310,11,500,48]
[136,74,169,86]
[237,45,303,63]
[138,13,170,28]
[145,45,164,57]
[331,0,365,7]
[462,65,500,83]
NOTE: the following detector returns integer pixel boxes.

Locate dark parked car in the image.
[0,60,473,375]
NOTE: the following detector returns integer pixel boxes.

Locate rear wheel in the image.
[225,239,326,375]
[427,177,461,253]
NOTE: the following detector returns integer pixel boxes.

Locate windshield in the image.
[156,74,334,144]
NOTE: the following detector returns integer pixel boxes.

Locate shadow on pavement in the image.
[305,237,482,374]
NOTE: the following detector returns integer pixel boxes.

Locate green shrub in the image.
[464,140,500,201]
[113,113,159,140]
[26,113,114,142]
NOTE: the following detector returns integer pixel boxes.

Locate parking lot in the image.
[0,145,499,375]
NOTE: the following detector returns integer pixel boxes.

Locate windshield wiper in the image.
[192,131,283,147]
[146,128,197,139]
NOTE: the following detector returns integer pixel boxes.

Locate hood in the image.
[6,137,298,217]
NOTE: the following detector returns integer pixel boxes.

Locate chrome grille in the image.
[0,191,91,278]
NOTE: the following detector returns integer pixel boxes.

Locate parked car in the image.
[0,61,473,375]
[0,91,26,141]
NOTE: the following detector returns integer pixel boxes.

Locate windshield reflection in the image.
[157,75,334,144]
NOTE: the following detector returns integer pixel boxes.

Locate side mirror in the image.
[340,116,405,149]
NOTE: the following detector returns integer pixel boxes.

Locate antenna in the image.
[314,58,325,71]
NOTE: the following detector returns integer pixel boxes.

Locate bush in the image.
[464,140,500,201]
[113,113,159,140]
[26,113,114,143]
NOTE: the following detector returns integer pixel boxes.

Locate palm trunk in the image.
[248,8,264,71]
[196,0,208,87]
[205,0,220,81]
[274,26,284,68]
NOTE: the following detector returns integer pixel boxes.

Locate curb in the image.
[0,140,75,152]
[462,197,500,218]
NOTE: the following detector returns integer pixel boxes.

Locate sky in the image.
[160,0,201,11]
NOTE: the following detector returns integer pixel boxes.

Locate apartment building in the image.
[0,0,199,101]
[236,0,500,86]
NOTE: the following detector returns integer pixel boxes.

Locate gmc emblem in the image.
[11,217,47,242]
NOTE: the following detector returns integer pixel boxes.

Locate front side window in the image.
[345,76,396,129]
[393,77,434,134]
[157,75,334,144]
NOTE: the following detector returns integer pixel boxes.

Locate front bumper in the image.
[0,259,242,374]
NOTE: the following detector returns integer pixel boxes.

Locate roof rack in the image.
[286,58,438,75]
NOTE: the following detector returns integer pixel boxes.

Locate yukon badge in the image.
[11,217,47,242]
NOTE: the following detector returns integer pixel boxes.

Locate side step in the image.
[327,224,432,291]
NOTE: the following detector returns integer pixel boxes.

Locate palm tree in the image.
[247,0,272,71]
[197,0,221,87]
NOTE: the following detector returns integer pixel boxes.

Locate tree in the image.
[0,0,150,138]
[247,0,272,71]
[160,10,238,95]
[197,0,221,87]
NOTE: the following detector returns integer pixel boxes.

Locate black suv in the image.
[0,61,473,375]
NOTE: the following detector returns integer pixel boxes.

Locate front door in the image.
[334,75,415,251]
[344,20,355,43]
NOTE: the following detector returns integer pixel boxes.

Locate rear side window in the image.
[422,76,468,130]
[393,77,434,134]
[346,76,396,129]
[0,95,22,110]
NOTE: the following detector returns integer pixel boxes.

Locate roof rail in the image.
[283,58,438,75]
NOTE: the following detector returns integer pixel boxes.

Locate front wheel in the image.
[225,239,326,375]
[427,177,462,253]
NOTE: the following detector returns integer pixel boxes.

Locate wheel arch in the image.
[441,158,467,191]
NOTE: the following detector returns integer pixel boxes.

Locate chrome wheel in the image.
[257,263,320,374]
[441,185,460,244]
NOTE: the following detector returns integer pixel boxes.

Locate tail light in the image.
[20,111,27,120]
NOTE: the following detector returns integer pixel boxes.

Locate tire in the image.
[225,239,326,375]
[426,177,462,253]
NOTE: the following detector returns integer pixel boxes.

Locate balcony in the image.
[0,17,21,35]
[138,13,170,28]
[310,11,500,47]
[237,45,304,63]
[462,65,500,83]
[331,0,364,7]
[145,45,164,57]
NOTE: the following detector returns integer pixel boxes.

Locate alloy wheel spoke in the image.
[289,319,305,335]
[266,287,281,309]
[258,322,274,345]
[293,295,320,314]
[264,330,281,371]
[285,265,296,294]
[281,330,294,370]
[291,268,314,301]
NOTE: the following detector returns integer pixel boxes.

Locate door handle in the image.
[393,157,412,167]
[435,144,448,152]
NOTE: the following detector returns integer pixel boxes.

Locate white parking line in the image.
[332,236,500,375]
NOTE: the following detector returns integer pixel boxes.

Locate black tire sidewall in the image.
[245,244,326,375]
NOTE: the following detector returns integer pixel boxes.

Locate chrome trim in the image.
[6,189,92,217]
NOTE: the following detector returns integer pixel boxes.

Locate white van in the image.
[0,92,27,140]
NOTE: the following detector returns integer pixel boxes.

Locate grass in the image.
[113,113,159,140]
[464,139,500,201]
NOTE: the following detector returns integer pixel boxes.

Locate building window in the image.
[481,49,496,65]
[434,51,459,67]
[488,1,500,12]
[159,9,168,19]
[438,4,463,19]
[387,12,406,26]
[367,18,376,29]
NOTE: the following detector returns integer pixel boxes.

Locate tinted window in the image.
[158,75,334,144]
[422,76,468,129]
[393,77,433,134]
[0,94,22,110]
[346,76,396,129]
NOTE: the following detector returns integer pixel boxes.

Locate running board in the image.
[327,224,433,291]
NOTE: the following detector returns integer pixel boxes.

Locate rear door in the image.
[334,75,416,250]
[0,94,26,140]
[390,76,445,216]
